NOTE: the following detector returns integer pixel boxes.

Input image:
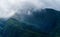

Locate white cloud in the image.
[40,0,60,10]
[0,0,60,19]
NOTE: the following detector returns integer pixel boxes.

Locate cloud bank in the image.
[0,0,60,19]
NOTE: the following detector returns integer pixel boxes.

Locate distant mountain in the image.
[12,8,58,32]
[0,8,60,37]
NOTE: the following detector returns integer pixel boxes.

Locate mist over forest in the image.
[0,0,60,37]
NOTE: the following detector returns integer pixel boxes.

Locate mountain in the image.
[1,18,42,37]
[12,8,58,33]
[0,8,60,37]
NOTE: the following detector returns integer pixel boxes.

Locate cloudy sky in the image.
[0,0,60,19]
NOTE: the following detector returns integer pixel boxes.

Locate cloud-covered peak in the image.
[0,0,60,19]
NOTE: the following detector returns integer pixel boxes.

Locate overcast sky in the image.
[0,0,60,19]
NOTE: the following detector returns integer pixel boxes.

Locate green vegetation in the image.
[0,18,60,37]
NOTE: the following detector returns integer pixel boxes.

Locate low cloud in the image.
[0,0,60,19]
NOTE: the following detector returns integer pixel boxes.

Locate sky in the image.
[0,0,60,19]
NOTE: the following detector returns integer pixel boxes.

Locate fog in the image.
[0,0,60,19]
